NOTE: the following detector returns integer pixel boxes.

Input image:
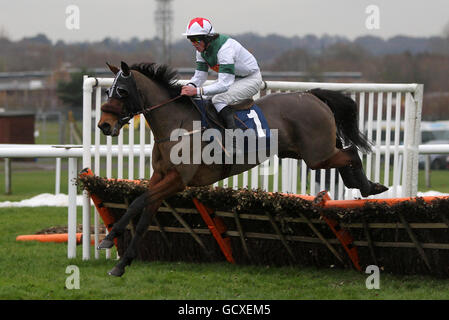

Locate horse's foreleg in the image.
[97,172,163,250]
[108,169,185,277]
[108,201,161,276]
[97,192,150,249]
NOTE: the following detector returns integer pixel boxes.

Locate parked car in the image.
[421,121,449,143]
[418,140,449,170]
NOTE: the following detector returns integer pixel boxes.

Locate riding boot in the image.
[218,105,239,156]
[218,105,238,130]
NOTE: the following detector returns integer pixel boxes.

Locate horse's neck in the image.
[139,79,199,141]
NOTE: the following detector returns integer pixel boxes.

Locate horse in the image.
[96,61,388,276]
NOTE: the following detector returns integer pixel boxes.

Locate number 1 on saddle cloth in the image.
[192,98,272,156]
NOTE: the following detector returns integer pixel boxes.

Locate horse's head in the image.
[98,61,142,136]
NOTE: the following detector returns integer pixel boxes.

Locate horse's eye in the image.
[117,88,129,98]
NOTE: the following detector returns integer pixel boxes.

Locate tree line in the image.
[1,32,448,119]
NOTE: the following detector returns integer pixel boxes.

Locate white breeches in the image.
[211,71,263,112]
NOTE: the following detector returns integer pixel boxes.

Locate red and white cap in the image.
[182,17,215,36]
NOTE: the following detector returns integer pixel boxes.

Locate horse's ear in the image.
[106,62,119,75]
[121,61,130,76]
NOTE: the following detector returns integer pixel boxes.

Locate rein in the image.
[102,94,185,127]
[141,94,195,144]
[141,95,184,114]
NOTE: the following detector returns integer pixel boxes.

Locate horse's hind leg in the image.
[309,144,361,170]
[311,139,388,197]
[97,172,163,250]
[333,143,388,197]
[342,165,388,197]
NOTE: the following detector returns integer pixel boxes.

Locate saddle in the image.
[192,98,255,131]
[190,97,270,179]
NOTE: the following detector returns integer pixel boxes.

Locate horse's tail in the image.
[309,88,372,153]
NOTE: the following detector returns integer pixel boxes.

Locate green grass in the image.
[0,167,68,202]
[1,168,449,299]
[1,207,449,299]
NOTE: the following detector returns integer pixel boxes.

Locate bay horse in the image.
[96,61,387,276]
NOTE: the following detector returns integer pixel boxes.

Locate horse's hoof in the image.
[107,266,125,277]
[361,183,388,197]
[371,183,389,195]
[97,239,114,250]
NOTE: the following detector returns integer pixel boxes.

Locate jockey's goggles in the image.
[188,36,203,44]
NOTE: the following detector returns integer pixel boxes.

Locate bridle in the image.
[101,69,184,127]
[101,94,185,127]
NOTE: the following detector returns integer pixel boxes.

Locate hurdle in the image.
[78,172,449,276]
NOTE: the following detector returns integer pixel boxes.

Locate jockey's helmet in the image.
[182,17,216,39]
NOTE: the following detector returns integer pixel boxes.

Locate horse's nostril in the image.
[98,122,111,134]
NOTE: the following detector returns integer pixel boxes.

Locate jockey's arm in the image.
[200,45,236,96]
[201,71,235,96]
[186,52,208,88]
[188,69,208,88]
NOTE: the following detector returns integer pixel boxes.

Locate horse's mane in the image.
[130,62,182,97]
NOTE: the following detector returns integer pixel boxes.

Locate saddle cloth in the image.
[193,98,270,136]
[192,98,272,155]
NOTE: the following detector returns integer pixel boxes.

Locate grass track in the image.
[1,206,449,299]
[1,155,449,299]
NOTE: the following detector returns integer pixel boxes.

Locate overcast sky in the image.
[1,0,448,43]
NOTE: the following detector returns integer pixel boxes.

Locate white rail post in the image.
[82,76,95,260]
[392,92,402,197]
[67,157,78,258]
[4,158,11,195]
[55,157,61,194]
[94,86,102,259]
[411,84,423,196]
[402,85,422,197]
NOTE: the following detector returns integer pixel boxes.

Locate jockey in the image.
[180,17,263,130]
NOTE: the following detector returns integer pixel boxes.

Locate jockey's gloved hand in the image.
[181,85,198,97]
